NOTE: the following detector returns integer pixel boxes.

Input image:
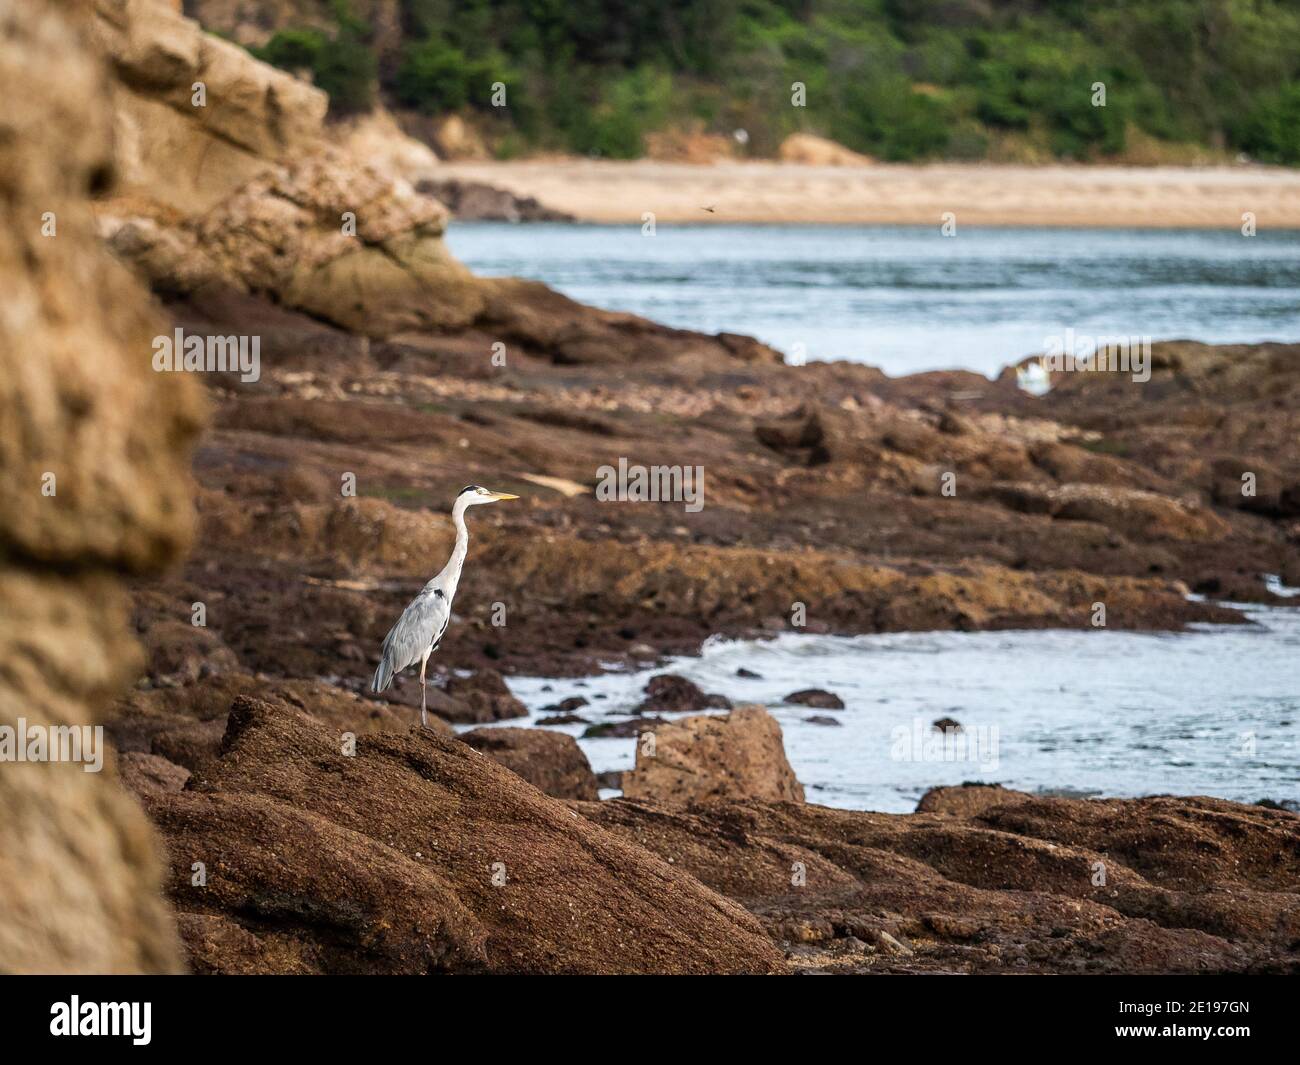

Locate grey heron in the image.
[370,485,518,727]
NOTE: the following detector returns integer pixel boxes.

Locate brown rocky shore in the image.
[2,0,1297,975]
[126,695,1300,974]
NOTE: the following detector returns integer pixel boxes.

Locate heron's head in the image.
[458,484,519,506]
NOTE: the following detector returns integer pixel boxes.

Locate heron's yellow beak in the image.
[491,492,519,501]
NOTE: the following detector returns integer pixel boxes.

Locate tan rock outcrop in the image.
[645,125,739,163]
[86,0,493,336]
[622,706,805,805]
[90,1,774,353]
[0,0,202,974]
[90,0,329,211]
[440,669,529,723]
[778,132,874,167]
[335,106,440,184]
[427,112,491,161]
[107,146,484,336]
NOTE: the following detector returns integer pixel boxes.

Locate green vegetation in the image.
[362,484,430,503]
[1079,438,1131,458]
[252,2,376,114]
[1233,84,1300,165]
[251,0,1300,163]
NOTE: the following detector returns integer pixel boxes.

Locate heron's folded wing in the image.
[380,589,451,675]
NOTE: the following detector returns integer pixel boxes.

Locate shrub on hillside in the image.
[1233,84,1300,164]
[254,24,375,114]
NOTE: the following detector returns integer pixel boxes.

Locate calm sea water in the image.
[445,223,1300,376]
[448,223,1300,811]
[489,598,1300,813]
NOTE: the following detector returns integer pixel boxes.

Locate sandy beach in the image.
[435,160,1300,228]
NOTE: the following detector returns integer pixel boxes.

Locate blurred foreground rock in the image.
[0,0,201,974]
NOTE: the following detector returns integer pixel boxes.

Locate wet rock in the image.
[1210,457,1300,518]
[540,695,589,714]
[932,717,963,732]
[536,713,589,726]
[621,706,805,805]
[149,697,781,974]
[439,670,529,723]
[583,717,667,739]
[805,715,842,727]
[784,689,845,710]
[418,178,573,222]
[736,668,762,679]
[596,771,625,790]
[461,727,599,801]
[633,674,731,715]
[187,468,1247,682]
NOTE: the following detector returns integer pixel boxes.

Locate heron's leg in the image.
[419,652,429,729]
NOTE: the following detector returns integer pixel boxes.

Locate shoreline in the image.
[490,601,1300,815]
[14,0,1300,980]
[433,159,1300,228]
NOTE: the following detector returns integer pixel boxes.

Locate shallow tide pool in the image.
[484,600,1300,813]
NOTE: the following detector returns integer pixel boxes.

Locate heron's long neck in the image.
[440,499,471,597]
